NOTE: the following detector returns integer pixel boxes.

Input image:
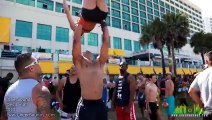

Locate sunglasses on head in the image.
[25,59,39,69]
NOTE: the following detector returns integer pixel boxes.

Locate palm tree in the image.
[140,18,166,76]
[190,32,212,64]
[163,13,190,75]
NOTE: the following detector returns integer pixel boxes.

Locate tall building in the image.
[203,17,212,33]
[0,0,203,78]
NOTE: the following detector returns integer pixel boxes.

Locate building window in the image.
[148,14,153,20]
[123,20,131,31]
[106,0,110,6]
[37,0,53,11]
[139,4,146,11]
[112,17,121,28]
[140,0,146,4]
[147,1,152,7]
[56,27,69,42]
[143,44,149,50]
[131,1,138,8]
[132,23,140,33]
[112,1,120,10]
[160,7,165,13]
[140,18,146,25]
[140,11,146,18]
[153,0,158,3]
[165,3,170,9]
[15,20,32,38]
[72,0,82,4]
[16,0,35,6]
[131,8,138,15]
[13,45,23,52]
[72,7,81,16]
[147,7,153,14]
[37,24,52,40]
[171,6,175,12]
[122,13,130,20]
[122,5,130,12]
[113,37,122,49]
[124,39,132,51]
[122,0,129,5]
[112,9,121,18]
[154,10,160,16]
[154,4,159,10]
[81,35,84,45]
[166,9,170,14]
[56,2,65,13]
[132,16,139,23]
[88,33,98,46]
[160,1,164,7]
[134,41,141,51]
[106,16,111,26]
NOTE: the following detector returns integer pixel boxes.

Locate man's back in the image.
[76,58,104,99]
[193,68,212,111]
[4,79,38,120]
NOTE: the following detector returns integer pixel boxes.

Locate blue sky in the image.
[189,0,212,17]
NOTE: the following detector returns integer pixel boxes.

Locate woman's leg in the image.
[97,0,108,12]
[82,0,97,9]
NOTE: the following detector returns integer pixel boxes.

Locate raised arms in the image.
[72,25,83,65]
[98,22,109,65]
[63,0,76,31]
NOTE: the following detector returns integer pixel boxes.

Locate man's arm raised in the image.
[98,21,109,65]
[72,25,83,65]
[63,0,76,31]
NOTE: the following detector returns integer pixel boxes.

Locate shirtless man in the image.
[63,0,108,33]
[164,72,175,120]
[72,17,109,120]
[145,74,162,120]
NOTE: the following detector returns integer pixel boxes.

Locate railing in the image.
[0,51,203,69]
[1,50,21,58]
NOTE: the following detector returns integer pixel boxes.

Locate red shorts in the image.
[78,17,96,32]
[115,103,136,120]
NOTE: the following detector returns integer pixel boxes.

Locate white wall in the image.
[0,0,141,56]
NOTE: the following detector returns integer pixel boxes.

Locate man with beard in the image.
[113,62,136,120]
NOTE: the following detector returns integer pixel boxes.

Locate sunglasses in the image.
[25,59,39,68]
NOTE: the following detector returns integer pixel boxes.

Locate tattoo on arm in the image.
[37,89,55,120]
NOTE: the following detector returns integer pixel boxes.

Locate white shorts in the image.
[60,111,76,120]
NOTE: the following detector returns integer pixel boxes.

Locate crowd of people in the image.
[1,0,212,120]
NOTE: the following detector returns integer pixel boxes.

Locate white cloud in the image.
[189,0,212,17]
